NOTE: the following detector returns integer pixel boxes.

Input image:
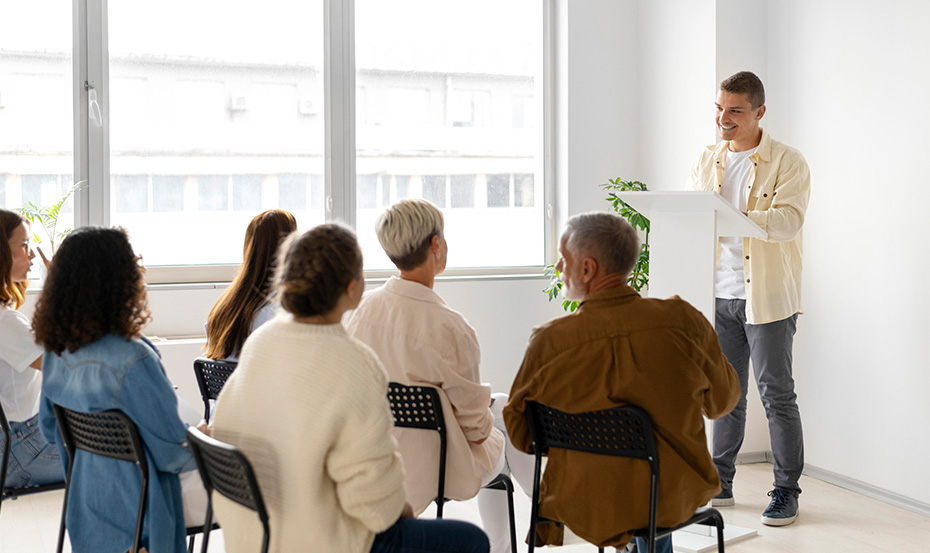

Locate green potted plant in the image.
[17,180,86,254]
[544,178,650,311]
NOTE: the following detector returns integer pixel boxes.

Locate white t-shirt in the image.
[716,146,758,299]
[0,306,44,422]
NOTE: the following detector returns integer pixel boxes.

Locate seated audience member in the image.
[34,227,207,553]
[345,199,534,553]
[205,208,297,361]
[0,208,64,489]
[503,212,740,553]
[211,223,489,553]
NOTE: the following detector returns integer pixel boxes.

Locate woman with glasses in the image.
[0,207,63,491]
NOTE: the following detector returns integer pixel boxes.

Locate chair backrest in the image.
[525,402,660,552]
[52,406,148,553]
[0,402,11,501]
[526,402,657,468]
[193,357,238,421]
[385,383,447,516]
[187,427,270,552]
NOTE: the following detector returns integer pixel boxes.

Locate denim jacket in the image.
[39,335,194,553]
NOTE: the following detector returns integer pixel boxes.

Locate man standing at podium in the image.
[689,71,810,527]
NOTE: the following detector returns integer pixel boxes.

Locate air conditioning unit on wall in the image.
[229,93,248,112]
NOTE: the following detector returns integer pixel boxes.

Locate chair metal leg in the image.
[200,503,213,553]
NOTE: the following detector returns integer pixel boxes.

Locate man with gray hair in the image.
[503,211,739,553]
[345,199,535,553]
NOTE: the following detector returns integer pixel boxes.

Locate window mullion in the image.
[324,0,356,228]
[76,0,110,228]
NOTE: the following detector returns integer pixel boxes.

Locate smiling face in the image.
[715,89,765,152]
[7,222,35,282]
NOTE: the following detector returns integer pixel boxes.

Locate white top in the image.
[344,276,504,513]
[716,146,758,299]
[212,315,406,553]
[0,306,44,422]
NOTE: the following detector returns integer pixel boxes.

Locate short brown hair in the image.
[720,71,765,109]
[0,208,28,309]
[275,223,363,318]
[33,227,150,355]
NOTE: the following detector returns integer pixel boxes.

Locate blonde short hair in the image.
[375,199,444,270]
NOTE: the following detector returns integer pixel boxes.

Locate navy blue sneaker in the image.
[711,488,734,507]
[761,488,799,526]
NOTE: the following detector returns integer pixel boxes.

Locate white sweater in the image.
[212,315,407,553]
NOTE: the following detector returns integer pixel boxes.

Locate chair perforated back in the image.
[525,402,725,553]
[53,406,148,553]
[193,357,238,421]
[386,383,516,552]
[187,427,269,553]
[386,383,447,516]
[527,402,657,467]
[0,402,65,514]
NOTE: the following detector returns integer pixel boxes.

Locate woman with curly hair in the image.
[0,207,64,490]
[210,223,489,553]
[205,209,297,361]
[34,227,206,553]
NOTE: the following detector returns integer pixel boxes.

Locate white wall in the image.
[638,0,717,192]
[557,0,640,226]
[768,0,930,506]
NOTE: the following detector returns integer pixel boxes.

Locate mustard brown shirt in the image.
[504,285,739,548]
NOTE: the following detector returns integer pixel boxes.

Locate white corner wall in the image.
[557,0,640,225]
[637,0,716,193]
[768,0,930,506]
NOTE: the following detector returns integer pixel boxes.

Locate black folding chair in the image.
[0,402,65,517]
[387,383,517,553]
[193,357,238,421]
[53,406,209,553]
[187,426,270,553]
[525,402,725,553]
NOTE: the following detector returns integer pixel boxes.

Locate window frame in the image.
[72,0,555,284]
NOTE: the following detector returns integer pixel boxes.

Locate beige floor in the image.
[2,462,929,552]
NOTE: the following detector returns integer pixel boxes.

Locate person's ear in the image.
[431,234,441,253]
[581,257,598,283]
[755,104,766,121]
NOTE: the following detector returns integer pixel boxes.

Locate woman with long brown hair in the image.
[205,209,297,360]
[34,226,206,553]
[0,207,63,490]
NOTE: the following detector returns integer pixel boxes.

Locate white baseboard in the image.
[735,451,769,464]
[803,463,930,518]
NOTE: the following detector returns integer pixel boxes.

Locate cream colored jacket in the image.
[690,129,811,324]
[212,317,407,553]
[345,276,504,514]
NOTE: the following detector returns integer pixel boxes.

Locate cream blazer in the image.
[691,128,811,324]
[345,276,504,513]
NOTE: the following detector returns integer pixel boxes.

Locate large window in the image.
[107,0,326,267]
[355,0,545,270]
[0,5,74,250]
[3,1,547,281]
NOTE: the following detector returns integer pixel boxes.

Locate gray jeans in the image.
[713,299,804,493]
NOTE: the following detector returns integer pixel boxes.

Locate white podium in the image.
[615,191,764,552]
[615,191,765,324]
